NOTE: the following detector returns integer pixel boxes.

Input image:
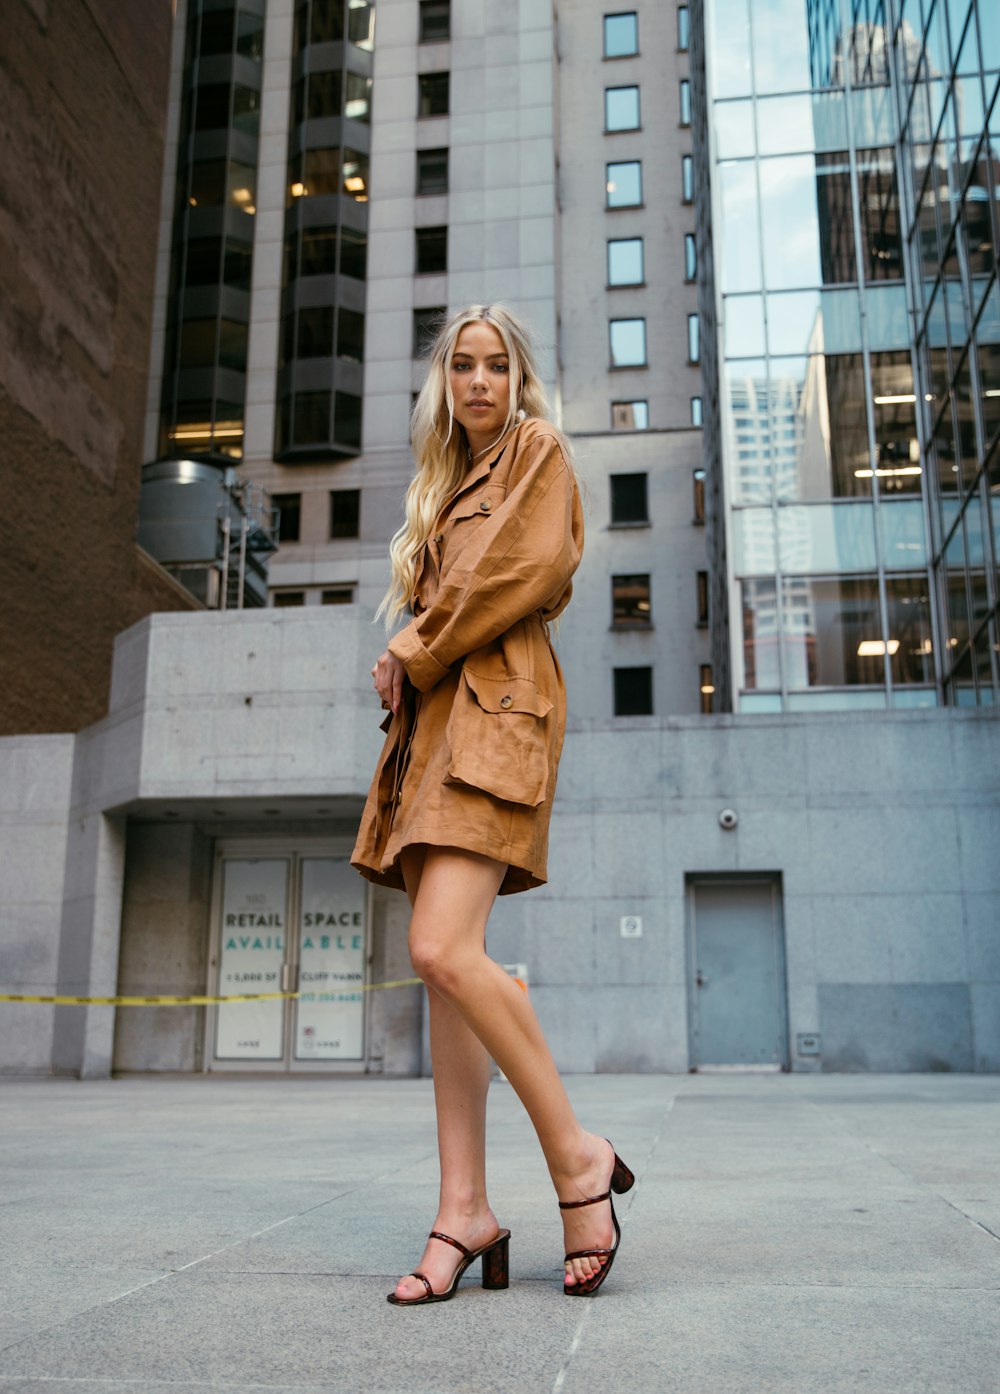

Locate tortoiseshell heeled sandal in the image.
[386,1228,511,1306]
[560,1146,634,1297]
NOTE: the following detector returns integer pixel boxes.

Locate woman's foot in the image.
[392,1209,502,1302]
[555,1135,618,1290]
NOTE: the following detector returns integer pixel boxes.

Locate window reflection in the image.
[718,162,761,292]
[769,354,870,499]
[708,0,752,97]
[777,504,877,573]
[759,156,822,289]
[871,350,922,492]
[856,147,903,281]
[607,161,642,207]
[749,0,813,94]
[781,575,883,687]
[741,577,780,688]
[726,361,771,503]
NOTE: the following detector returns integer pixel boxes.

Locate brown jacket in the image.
[351,418,584,894]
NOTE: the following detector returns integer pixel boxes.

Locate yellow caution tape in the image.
[0,975,528,1007]
[0,978,423,1007]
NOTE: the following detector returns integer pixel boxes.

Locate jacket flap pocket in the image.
[463,668,553,718]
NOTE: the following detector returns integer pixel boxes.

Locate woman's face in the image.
[448,321,512,450]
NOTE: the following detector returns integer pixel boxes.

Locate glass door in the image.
[209,847,369,1072]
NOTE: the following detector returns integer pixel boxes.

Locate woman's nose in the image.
[470,361,488,389]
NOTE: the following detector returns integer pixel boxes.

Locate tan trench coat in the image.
[351,418,585,895]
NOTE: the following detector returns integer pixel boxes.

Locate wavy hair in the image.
[377,303,562,626]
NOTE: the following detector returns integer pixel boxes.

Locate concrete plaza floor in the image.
[0,1071,998,1394]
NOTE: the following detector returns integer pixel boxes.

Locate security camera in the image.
[718,808,738,831]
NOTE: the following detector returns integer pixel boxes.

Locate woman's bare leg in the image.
[403,846,619,1290]
[391,846,505,1301]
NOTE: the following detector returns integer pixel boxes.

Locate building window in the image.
[273,492,301,543]
[413,306,445,356]
[322,586,355,605]
[603,11,638,57]
[687,313,700,363]
[610,318,647,367]
[691,396,703,428]
[605,85,640,131]
[614,666,653,716]
[677,6,690,50]
[273,590,306,607]
[693,467,706,521]
[330,489,361,539]
[606,160,642,207]
[416,226,448,274]
[700,664,715,714]
[697,571,709,626]
[417,147,449,194]
[418,72,449,117]
[611,401,649,431]
[610,471,649,524]
[684,233,697,281]
[679,80,691,125]
[419,0,450,42]
[613,574,652,627]
[682,154,693,202]
[608,237,644,285]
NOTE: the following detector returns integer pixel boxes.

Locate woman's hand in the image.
[372,649,407,715]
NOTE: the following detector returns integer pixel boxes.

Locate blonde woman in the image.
[352,304,634,1304]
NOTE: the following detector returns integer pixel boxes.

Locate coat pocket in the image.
[444,667,553,807]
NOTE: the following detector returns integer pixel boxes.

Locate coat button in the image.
[479,498,492,511]
[434,533,443,543]
[500,694,513,709]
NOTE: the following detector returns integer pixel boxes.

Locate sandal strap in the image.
[427,1231,473,1258]
[564,1247,612,1261]
[558,1189,611,1210]
[409,1272,434,1298]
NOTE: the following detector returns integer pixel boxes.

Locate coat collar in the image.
[452,425,516,499]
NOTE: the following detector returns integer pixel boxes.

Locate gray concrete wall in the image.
[1,612,997,1077]
[0,736,75,1073]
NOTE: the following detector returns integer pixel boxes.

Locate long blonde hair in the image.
[377,304,555,626]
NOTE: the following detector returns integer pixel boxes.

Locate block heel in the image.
[481,1232,509,1289]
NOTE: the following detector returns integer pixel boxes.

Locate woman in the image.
[352,304,633,1305]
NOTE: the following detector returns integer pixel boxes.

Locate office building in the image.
[1,1,997,1081]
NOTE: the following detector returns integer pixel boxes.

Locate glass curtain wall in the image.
[704,0,999,708]
[277,1,374,459]
[159,0,266,460]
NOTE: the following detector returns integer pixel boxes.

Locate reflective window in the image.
[340,227,367,280]
[688,314,700,362]
[610,472,649,522]
[608,237,644,284]
[678,7,690,51]
[692,396,704,428]
[708,0,752,96]
[693,467,706,519]
[330,489,361,539]
[606,86,640,131]
[334,391,362,449]
[697,571,710,625]
[419,0,450,42]
[769,354,870,499]
[604,12,638,58]
[741,577,781,688]
[612,574,653,627]
[856,148,903,282]
[273,493,301,544]
[610,318,647,367]
[613,667,653,716]
[417,147,449,195]
[680,80,691,125]
[749,0,813,94]
[607,160,642,207]
[777,504,877,573]
[781,576,883,687]
[701,665,715,713]
[418,72,449,116]
[685,233,697,281]
[715,101,756,158]
[336,308,365,362]
[718,163,761,292]
[416,226,447,274]
[682,154,694,202]
[611,401,649,430]
[413,306,444,356]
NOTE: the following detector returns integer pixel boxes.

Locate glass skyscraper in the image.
[692,0,999,709]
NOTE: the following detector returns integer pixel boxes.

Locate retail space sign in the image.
[215,859,288,1060]
[295,858,366,1060]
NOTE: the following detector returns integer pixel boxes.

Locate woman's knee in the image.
[409,931,466,993]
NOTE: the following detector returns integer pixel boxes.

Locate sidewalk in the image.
[1,1072,998,1394]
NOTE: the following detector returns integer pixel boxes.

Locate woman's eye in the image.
[452,362,469,371]
[494,364,509,373]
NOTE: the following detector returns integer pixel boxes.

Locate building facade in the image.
[691,0,999,712]
[2,0,998,1080]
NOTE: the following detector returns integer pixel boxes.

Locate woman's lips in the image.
[467,401,493,410]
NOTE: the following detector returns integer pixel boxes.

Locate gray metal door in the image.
[688,878,788,1069]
